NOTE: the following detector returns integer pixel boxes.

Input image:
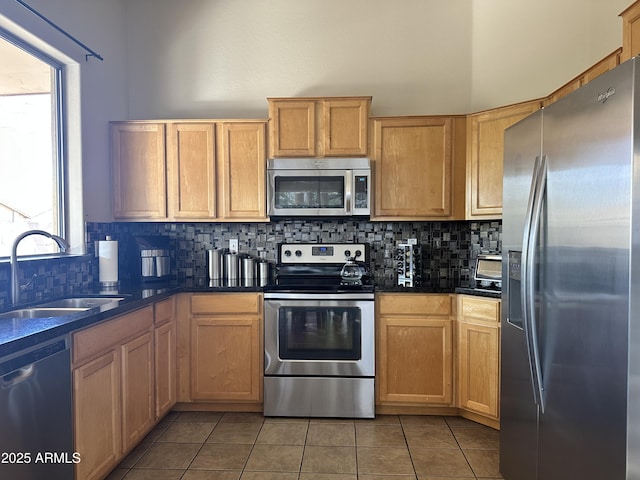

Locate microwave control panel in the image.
[354,175,369,209]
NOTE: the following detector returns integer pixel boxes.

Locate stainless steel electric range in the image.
[263,242,375,418]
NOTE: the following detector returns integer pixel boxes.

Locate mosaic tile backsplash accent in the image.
[0,255,95,309]
[0,220,501,307]
[86,220,502,288]
[0,220,502,309]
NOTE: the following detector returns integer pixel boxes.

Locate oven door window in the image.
[274,176,345,209]
[278,306,361,360]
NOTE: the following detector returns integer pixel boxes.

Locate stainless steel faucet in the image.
[10,230,70,306]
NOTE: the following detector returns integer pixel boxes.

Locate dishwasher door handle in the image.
[1,364,35,388]
[0,336,68,389]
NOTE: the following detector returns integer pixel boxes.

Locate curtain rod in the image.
[16,0,104,61]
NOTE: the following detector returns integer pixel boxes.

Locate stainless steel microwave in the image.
[267,158,371,217]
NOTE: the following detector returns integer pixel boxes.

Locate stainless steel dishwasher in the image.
[0,335,74,479]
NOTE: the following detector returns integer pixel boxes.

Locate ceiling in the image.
[0,37,51,95]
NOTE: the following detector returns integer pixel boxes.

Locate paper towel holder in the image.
[97,235,119,288]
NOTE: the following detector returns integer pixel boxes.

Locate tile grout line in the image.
[297,418,310,480]
[176,414,221,479]
[445,417,480,480]
[241,414,266,478]
[399,416,422,480]
[115,412,499,479]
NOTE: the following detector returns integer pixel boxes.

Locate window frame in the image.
[0,26,84,259]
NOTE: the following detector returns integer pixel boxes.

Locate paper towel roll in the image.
[98,237,118,286]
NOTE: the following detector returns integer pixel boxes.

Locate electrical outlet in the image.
[229,239,239,254]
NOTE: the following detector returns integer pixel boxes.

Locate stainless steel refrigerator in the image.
[501,57,640,480]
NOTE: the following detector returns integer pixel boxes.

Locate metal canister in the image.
[258,261,270,286]
[207,249,223,280]
[242,257,255,286]
[224,253,239,286]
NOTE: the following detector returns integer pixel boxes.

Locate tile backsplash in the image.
[0,220,500,307]
[0,254,94,309]
[87,219,502,288]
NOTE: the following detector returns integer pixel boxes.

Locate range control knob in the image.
[295,250,302,257]
[354,249,362,258]
[284,250,292,257]
[344,249,352,258]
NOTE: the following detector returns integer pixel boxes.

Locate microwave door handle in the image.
[345,170,353,214]
[267,172,276,216]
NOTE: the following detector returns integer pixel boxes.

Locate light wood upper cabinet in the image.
[582,50,621,83]
[268,97,371,157]
[111,122,167,219]
[268,99,316,156]
[621,1,640,62]
[322,98,369,156]
[112,120,267,222]
[217,122,267,220]
[544,50,621,107]
[377,293,454,407]
[371,116,465,220]
[167,123,217,219]
[457,295,501,425]
[466,100,542,219]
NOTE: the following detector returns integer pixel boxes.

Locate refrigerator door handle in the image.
[521,155,547,412]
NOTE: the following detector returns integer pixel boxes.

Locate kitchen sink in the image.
[40,297,125,309]
[0,307,90,320]
[0,297,126,320]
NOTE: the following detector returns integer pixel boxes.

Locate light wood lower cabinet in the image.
[121,331,154,452]
[73,350,121,480]
[188,293,263,404]
[73,298,177,480]
[154,297,177,418]
[376,293,454,407]
[456,295,501,426]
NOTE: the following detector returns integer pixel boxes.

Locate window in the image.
[0,34,63,257]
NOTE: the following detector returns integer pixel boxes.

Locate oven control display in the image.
[312,246,334,256]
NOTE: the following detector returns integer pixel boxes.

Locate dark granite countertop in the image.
[374,285,458,294]
[375,284,501,298]
[454,287,502,299]
[0,280,264,357]
[0,279,500,357]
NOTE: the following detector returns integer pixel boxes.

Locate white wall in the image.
[124,0,474,118]
[470,0,630,111]
[0,0,632,222]
[125,0,631,119]
[0,0,128,223]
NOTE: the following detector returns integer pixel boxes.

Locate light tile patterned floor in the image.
[106,412,504,480]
